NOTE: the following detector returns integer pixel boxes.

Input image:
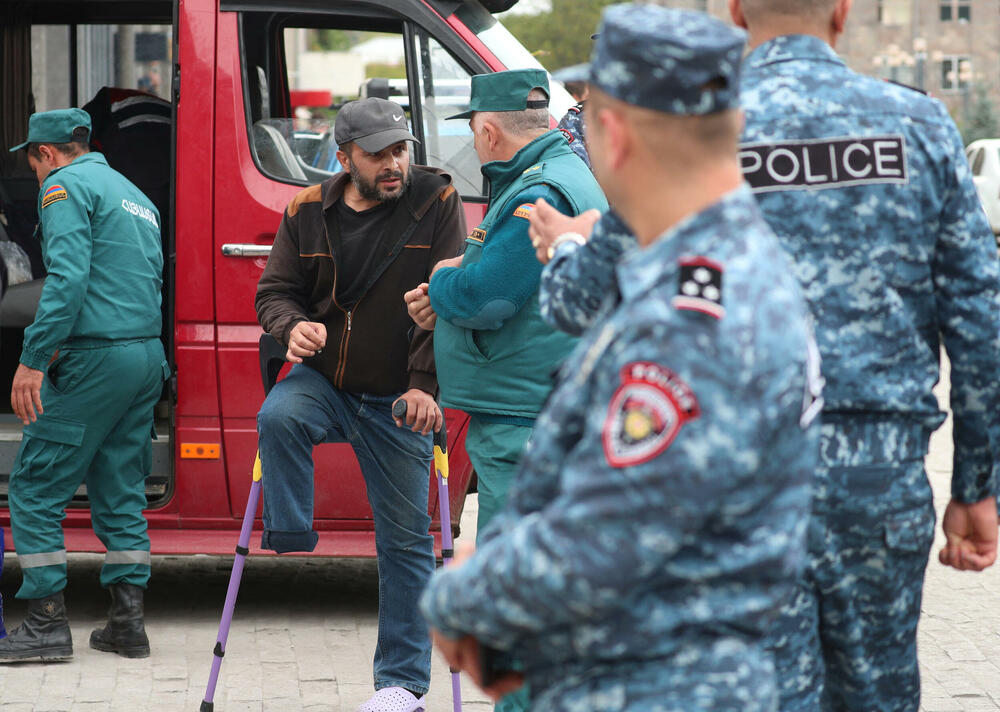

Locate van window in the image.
[243,13,486,199]
[971,148,985,176]
[31,24,172,111]
[412,32,482,197]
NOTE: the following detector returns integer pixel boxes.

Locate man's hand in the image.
[11,364,45,425]
[431,255,463,277]
[391,388,442,435]
[286,321,327,364]
[939,496,998,571]
[528,198,601,265]
[404,283,437,331]
[430,630,525,701]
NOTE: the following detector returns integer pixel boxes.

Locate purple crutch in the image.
[202,334,286,711]
[200,454,262,712]
[393,399,462,712]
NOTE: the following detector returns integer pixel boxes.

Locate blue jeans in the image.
[257,364,435,695]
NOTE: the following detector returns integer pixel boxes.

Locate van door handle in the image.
[221,244,273,257]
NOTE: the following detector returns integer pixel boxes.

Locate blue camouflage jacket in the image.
[741,35,1000,502]
[421,185,819,708]
[539,209,636,335]
[556,102,591,168]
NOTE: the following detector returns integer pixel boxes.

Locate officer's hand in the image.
[11,364,44,425]
[286,321,327,364]
[529,199,601,265]
[404,283,437,331]
[939,496,998,571]
[431,255,463,277]
[391,388,442,435]
[429,631,525,701]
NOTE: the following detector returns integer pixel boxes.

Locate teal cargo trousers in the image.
[9,338,167,600]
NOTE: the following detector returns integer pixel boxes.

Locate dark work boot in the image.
[89,583,150,658]
[0,591,73,662]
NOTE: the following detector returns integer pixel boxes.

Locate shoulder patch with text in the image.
[41,185,68,209]
[559,128,575,144]
[672,256,724,319]
[467,228,487,244]
[603,362,700,468]
[739,135,908,193]
[513,203,535,219]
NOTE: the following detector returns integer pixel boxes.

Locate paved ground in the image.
[0,358,998,710]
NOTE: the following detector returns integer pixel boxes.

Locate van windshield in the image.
[451,3,575,119]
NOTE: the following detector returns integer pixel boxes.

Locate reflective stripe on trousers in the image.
[18,550,68,568]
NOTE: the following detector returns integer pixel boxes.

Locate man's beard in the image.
[349,164,410,203]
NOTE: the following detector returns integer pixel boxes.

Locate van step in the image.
[0,423,172,507]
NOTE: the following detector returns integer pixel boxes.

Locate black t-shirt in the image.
[327,197,394,309]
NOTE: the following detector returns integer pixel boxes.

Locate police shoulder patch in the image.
[559,128,575,144]
[602,361,700,468]
[41,184,68,209]
[513,203,535,219]
[673,256,724,319]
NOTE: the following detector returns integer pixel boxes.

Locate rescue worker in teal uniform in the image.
[0,109,168,662]
[406,69,606,540]
[404,69,607,712]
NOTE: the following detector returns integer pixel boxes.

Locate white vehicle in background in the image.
[966,139,1000,242]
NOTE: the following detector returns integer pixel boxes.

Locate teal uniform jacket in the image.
[22,152,162,370]
[429,130,608,419]
[10,151,166,601]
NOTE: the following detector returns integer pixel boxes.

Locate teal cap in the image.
[446,68,549,120]
[9,108,92,152]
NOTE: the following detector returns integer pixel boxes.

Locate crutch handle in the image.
[392,398,447,450]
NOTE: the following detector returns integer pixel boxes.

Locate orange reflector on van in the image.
[180,443,221,459]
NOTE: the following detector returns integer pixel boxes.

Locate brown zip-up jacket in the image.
[255,166,466,396]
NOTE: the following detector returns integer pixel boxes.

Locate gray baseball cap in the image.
[334,98,419,153]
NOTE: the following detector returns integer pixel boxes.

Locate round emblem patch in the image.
[602,362,699,468]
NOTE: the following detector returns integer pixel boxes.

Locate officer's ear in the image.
[480,119,502,152]
[728,0,748,29]
[831,0,852,36]
[596,105,630,172]
[37,144,57,166]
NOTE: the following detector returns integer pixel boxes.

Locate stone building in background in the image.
[648,0,1000,136]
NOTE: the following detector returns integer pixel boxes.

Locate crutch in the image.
[392,399,462,712]
[201,335,286,712]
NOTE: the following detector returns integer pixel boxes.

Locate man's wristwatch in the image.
[547,232,587,261]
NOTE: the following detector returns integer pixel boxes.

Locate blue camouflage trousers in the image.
[527,640,779,711]
[770,419,935,712]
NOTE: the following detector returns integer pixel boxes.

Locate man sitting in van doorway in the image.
[255,97,466,712]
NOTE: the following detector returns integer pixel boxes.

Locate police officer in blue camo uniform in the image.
[556,103,590,169]
[553,62,592,169]
[728,1,1000,710]
[421,6,820,710]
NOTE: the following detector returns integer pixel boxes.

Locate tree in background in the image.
[501,0,618,70]
[961,83,1000,145]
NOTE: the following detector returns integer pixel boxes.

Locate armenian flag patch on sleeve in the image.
[41,185,68,209]
[513,203,535,220]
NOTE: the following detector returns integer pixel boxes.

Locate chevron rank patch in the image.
[673,256,724,319]
[41,184,68,209]
[603,362,700,467]
[513,203,535,219]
